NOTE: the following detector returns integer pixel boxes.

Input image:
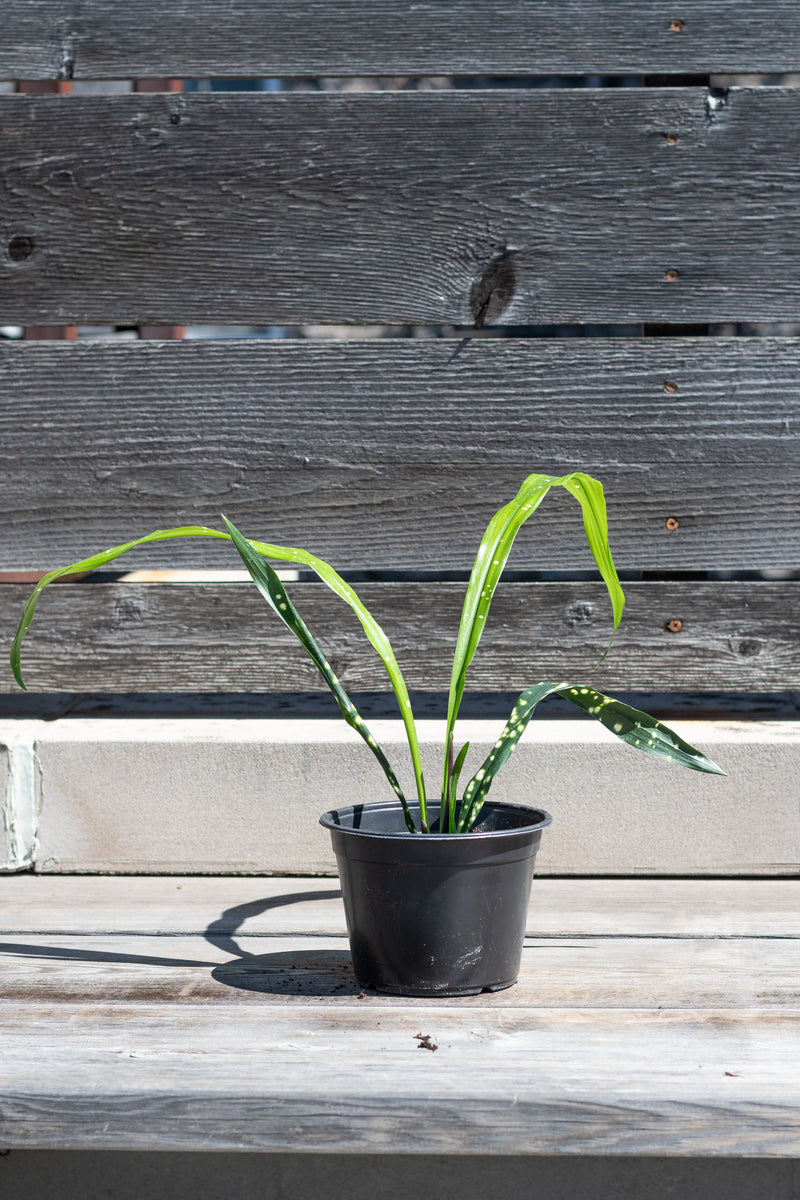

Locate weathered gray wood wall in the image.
[1,339,796,570]
[1,581,794,693]
[2,0,800,78]
[2,89,800,325]
[1,3,798,697]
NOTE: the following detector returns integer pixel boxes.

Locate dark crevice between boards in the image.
[2,692,798,721]
[5,564,796,589]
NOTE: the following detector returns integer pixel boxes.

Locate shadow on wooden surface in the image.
[212,949,358,997]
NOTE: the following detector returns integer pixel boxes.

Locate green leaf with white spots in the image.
[458,680,725,833]
[223,517,419,833]
[458,683,566,832]
[556,685,727,776]
[443,471,625,819]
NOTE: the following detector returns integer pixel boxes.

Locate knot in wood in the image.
[737,639,761,657]
[470,250,516,329]
[8,235,35,262]
[567,601,594,627]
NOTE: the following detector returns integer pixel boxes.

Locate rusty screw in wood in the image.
[669,18,684,31]
[664,132,679,144]
[667,619,683,633]
[665,516,679,530]
[665,269,679,282]
[664,380,679,393]
[8,235,35,261]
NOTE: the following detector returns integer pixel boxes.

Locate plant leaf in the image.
[9,523,426,824]
[556,685,727,775]
[559,474,625,638]
[223,517,418,832]
[458,678,726,833]
[446,741,470,828]
[242,535,427,821]
[10,525,224,690]
[443,472,625,810]
[458,683,565,831]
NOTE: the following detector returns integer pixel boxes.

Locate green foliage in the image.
[457,682,726,833]
[440,471,625,830]
[223,517,418,834]
[10,523,427,830]
[10,472,724,834]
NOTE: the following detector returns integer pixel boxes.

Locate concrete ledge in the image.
[1,718,798,874]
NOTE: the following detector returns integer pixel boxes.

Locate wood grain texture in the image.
[1,933,798,1009]
[1,338,798,571]
[2,1003,798,1155]
[3,89,800,324]
[4,876,798,938]
[2,580,797,692]
[0,877,798,1154]
[2,1,800,78]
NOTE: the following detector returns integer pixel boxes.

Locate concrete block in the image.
[1,723,40,871]
[0,717,797,875]
[0,742,9,866]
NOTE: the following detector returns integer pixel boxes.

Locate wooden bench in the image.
[1,3,799,1195]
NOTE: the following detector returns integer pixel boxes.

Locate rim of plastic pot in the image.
[319,798,553,840]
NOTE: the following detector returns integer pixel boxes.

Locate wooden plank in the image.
[2,580,798,692]
[1,878,797,1152]
[14,83,78,339]
[3,89,800,324]
[2,1,800,78]
[1,932,799,1009]
[1,338,798,571]
[1,1001,798,1154]
[4,876,798,938]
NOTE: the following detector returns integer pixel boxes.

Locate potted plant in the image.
[11,471,724,996]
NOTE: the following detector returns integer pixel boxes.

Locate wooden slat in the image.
[3,1002,798,1155]
[3,89,800,325]
[2,876,798,938]
[2,934,799,1009]
[2,580,797,692]
[1,338,798,571]
[2,1,800,78]
[0,878,798,1155]
[15,81,78,338]
[132,80,185,338]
